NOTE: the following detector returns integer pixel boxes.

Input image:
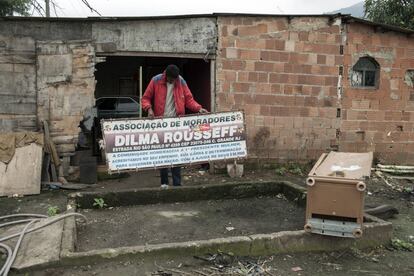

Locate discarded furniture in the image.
[304,151,373,238]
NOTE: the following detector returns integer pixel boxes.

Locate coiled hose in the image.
[0,213,86,276]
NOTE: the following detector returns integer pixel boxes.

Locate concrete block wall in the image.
[216,16,342,161]
[341,22,414,164]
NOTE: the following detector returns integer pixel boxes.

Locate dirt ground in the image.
[1,167,414,275]
[76,196,304,251]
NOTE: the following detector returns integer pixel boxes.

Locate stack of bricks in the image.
[216,16,342,162]
[341,22,414,164]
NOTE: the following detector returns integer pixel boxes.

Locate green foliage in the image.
[93,197,107,209]
[288,165,303,176]
[275,163,306,176]
[403,186,413,194]
[391,238,413,251]
[0,0,31,16]
[275,166,287,176]
[364,0,414,30]
[47,205,60,217]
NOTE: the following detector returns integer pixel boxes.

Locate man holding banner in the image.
[141,64,208,188]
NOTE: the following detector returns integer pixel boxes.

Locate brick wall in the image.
[216,16,342,162]
[341,22,414,164]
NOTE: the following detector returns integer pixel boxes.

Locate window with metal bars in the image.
[351,57,379,88]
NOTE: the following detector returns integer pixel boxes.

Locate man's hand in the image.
[147,108,154,118]
[199,108,208,114]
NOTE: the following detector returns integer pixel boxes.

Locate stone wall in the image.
[36,40,96,156]
[0,16,216,159]
[0,19,94,158]
[0,34,37,132]
[216,16,342,162]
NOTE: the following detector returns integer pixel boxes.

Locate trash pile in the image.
[153,252,277,276]
[374,164,414,194]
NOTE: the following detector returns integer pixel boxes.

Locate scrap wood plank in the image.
[0,143,42,196]
[41,153,51,182]
[42,120,61,167]
[50,162,58,182]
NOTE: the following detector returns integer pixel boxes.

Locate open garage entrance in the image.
[91,55,213,161]
[94,56,212,113]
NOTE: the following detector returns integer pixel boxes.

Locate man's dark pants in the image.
[160,167,181,186]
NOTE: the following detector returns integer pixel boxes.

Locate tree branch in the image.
[29,0,100,17]
[80,0,101,16]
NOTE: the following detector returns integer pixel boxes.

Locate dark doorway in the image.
[94,56,211,112]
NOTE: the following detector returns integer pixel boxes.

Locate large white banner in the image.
[101,111,247,172]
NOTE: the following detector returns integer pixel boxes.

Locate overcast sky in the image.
[47,0,362,17]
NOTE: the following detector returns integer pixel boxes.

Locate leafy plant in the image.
[275,163,306,176]
[275,166,287,176]
[93,197,107,209]
[403,187,413,194]
[364,0,414,30]
[287,163,304,176]
[0,0,31,16]
[47,205,60,217]
[289,166,303,176]
[391,238,413,251]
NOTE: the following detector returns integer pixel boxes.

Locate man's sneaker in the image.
[160,184,169,189]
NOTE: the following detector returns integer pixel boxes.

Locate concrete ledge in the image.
[71,181,304,209]
[249,215,392,255]
[60,198,78,258]
[22,181,390,271]
[59,216,392,267]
